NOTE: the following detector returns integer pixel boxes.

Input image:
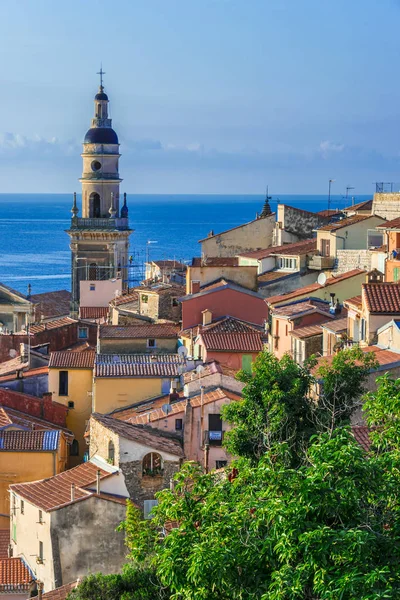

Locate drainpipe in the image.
[96,469,101,494]
[200,385,205,447]
[204,443,210,474]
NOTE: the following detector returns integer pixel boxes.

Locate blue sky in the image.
[0,0,400,194]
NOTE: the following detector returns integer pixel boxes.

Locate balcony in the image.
[308,255,335,270]
[70,217,130,231]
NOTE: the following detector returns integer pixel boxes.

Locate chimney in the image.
[37,581,43,600]
[191,281,200,294]
[96,469,101,494]
[202,309,212,326]
[71,483,75,502]
[183,397,193,459]
[19,343,28,363]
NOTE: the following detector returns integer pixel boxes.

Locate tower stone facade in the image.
[67,77,132,313]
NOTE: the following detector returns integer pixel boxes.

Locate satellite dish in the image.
[196,364,205,374]
[178,346,188,357]
[161,404,172,415]
[317,273,327,286]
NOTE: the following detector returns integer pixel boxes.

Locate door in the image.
[321,239,330,257]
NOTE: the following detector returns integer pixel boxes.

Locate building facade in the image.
[67,75,132,313]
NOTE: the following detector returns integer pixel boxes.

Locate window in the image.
[90,284,96,291]
[147,338,156,348]
[39,541,43,562]
[68,401,75,409]
[38,510,43,524]
[171,297,179,307]
[216,460,227,469]
[360,318,366,342]
[70,440,79,457]
[279,257,298,270]
[108,440,115,465]
[142,452,163,476]
[20,500,24,515]
[59,371,68,396]
[197,344,203,359]
[141,294,149,303]
[175,418,183,431]
[143,499,158,520]
[78,327,88,339]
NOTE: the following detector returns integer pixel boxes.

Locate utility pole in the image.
[328,179,335,212]
[346,185,355,205]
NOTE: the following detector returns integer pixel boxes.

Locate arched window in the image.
[70,440,79,456]
[97,103,101,118]
[89,263,98,280]
[142,452,163,476]
[108,440,115,465]
[89,192,101,218]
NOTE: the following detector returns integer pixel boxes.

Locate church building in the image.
[67,71,132,314]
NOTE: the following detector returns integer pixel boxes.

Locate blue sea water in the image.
[0,193,370,295]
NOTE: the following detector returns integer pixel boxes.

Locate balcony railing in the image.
[308,255,335,270]
[70,217,129,230]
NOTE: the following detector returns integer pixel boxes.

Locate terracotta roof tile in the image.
[0,406,73,439]
[313,345,400,376]
[10,461,115,512]
[272,300,330,318]
[152,260,186,270]
[30,290,71,319]
[0,430,60,451]
[257,271,291,284]
[29,317,77,335]
[351,426,372,451]
[33,581,79,600]
[317,209,341,217]
[191,257,239,267]
[95,354,184,378]
[99,324,179,339]
[0,558,33,591]
[377,216,400,229]
[316,214,379,232]
[79,307,108,320]
[239,239,316,260]
[0,530,9,559]
[92,413,184,456]
[344,295,362,310]
[111,291,139,307]
[363,283,400,313]
[321,317,348,333]
[344,199,373,212]
[266,269,365,305]
[199,317,264,352]
[290,324,324,339]
[0,365,49,383]
[49,350,95,369]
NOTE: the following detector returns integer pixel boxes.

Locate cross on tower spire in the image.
[97,65,106,89]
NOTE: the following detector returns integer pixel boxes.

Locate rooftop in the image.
[29,317,77,335]
[266,269,365,306]
[111,290,139,307]
[79,306,108,320]
[0,406,73,439]
[151,260,187,270]
[0,558,33,592]
[92,413,184,457]
[10,460,116,512]
[199,316,265,353]
[320,316,348,333]
[351,426,372,452]
[272,299,331,318]
[290,324,324,339]
[49,350,96,369]
[32,581,79,600]
[313,345,400,377]
[191,257,239,267]
[363,282,400,314]
[344,295,362,310]
[99,324,179,339]
[95,353,184,378]
[316,214,381,232]
[0,429,60,452]
[180,278,263,301]
[238,238,316,260]
[343,199,373,212]
[30,290,72,319]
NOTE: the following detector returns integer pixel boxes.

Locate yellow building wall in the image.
[93,377,164,414]
[186,265,258,294]
[317,217,384,257]
[99,337,177,354]
[0,452,57,528]
[49,367,93,466]
[200,215,275,258]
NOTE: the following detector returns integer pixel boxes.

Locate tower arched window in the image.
[89,192,101,218]
[108,440,115,465]
[97,103,101,118]
[89,263,98,280]
[142,452,163,476]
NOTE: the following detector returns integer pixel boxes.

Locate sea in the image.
[0,193,371,295]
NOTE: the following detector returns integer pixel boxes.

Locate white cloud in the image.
[319,140,345,158]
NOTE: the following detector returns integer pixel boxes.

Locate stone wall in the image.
[372,192,400,220]
[200,214,275,258]
[120,459,180,509]
[276,204,330,241]
[335,250,372,274]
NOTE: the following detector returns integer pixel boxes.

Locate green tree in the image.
[364,373,400,452]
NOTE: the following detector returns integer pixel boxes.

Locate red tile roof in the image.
[99,324,179,339]
[351,426,372,451]
[33,581,79,600]
[152,260,186,270]
[92,414,184,456]
[0,557,33,591]
[111,290,139,307]
[313,345,400,376]
[377,216,400,229]
[317,209,341,217]
[191,257,239,267]
[344,295,362,310]
[117,387,242,425]
[316,214,380,232]
[199,317,264,353]
[95,354,184,378]
[344,199,373,212]
[0,365,49,383]
[363,283,400,314]
[257,271,290,284]
[0,430,60,451]
[0,530,9,559]
[31,290,72,319]
[0,406,73,439]
[272,300,330,318]
[290,324,324,339]
[29,317,77,335]
[10,461,115,512]
[321,317,348,333]
[79,306,108,320]
[266,269,365,306]
[49,350,96,369]
[239,239,316,260]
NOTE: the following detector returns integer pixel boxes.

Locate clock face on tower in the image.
[91,160,101,171]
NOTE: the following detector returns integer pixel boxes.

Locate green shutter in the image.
[394,268,399,282]
[12,523,16,543]
[242,355,253,373]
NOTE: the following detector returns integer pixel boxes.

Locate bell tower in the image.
[67,69,132,314]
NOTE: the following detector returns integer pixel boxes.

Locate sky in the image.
[0,0,400,195]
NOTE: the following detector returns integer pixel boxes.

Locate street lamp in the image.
[328,179,335,212]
